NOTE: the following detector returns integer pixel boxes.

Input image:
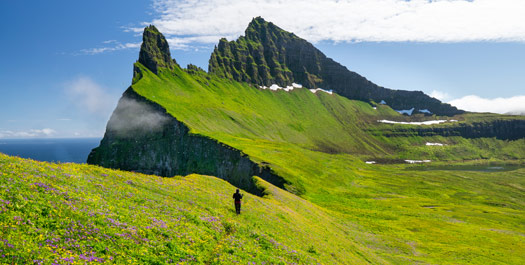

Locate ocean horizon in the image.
[0,138,101,163]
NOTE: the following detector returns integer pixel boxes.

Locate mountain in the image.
[88,25,405,194]
[89,24,525,190]
[82,23,525,264]
[209,17,463,116]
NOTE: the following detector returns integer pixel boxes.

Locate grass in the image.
[2,153,524,264]
[3,62,524,264]
[130,63,525,263]
[0,153,383,264]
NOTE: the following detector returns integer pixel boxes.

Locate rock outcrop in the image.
[138,25,177,75]
[209,17,463,116]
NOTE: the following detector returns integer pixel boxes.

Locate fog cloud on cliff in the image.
[107,97,171,136]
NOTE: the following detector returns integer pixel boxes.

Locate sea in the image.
[0,138,101,163]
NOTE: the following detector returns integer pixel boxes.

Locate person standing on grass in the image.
[233,189,243,214]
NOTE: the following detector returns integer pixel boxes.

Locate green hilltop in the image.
[2,20,525,264]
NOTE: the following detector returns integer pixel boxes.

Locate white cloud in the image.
[166,36,225,50]
[139,0,525,48]
[64,77,118,118]
[0,128,56,138]
[429,90,450,101]
[81,41,141,55]
[448,95,525,114]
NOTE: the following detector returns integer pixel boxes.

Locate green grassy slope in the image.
[133,63,525,163]
[127,63,525,263]
[133,63,399,157]
[1,153,388,264]
[3,153,524,264]
[131,63,525,190]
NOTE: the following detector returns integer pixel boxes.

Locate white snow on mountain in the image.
[405,160,431,164]
[395,108,415,115]
[378,120,457,125]
[426,142,444,146]
[309,88,333,94]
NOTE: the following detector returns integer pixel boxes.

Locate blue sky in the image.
[1,0,524,139]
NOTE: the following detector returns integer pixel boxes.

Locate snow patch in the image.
[377,119,457,125]
[309,88,333,95]
[269,84,281,91]
[365,161,376,164]
[283,86,294,92]
[379,100,386,104]
[405,159,431,164]
[426,142,444,146]
[395,108,415,115]
[419,109,432,114]
[260,84,296,92]
[373,107,377,110]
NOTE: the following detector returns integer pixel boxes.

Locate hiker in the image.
[233,189,243,214]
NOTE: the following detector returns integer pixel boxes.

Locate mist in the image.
[107,97,171,137]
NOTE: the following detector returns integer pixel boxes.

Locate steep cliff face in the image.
[374,119,525,140]
[209,17,463,116]
[87,88,285,194]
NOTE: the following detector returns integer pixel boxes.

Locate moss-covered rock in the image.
[138,25,177,75]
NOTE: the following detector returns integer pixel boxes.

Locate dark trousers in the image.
[235,201,241,214]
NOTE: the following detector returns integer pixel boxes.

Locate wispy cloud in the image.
[448,95,525,115]
[139,0,525,48]
[429,90,450,101]
[64,76,118,118]
[80,41,141,55]
[0,128,56,138]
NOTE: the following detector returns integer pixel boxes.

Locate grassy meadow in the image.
[2,152,524,264]
[0,153,381,264]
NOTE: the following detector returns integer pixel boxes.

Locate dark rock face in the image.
[87,88,286,195]
[374,120,525,140]
[138,25,176,74]
[209,17,463,116]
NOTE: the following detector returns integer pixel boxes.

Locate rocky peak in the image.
[208,17,463,116]
[138,25,176,74]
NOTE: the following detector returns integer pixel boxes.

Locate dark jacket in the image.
[233,192,243,202]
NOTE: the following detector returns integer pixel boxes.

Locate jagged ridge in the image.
[209,17,463,116]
